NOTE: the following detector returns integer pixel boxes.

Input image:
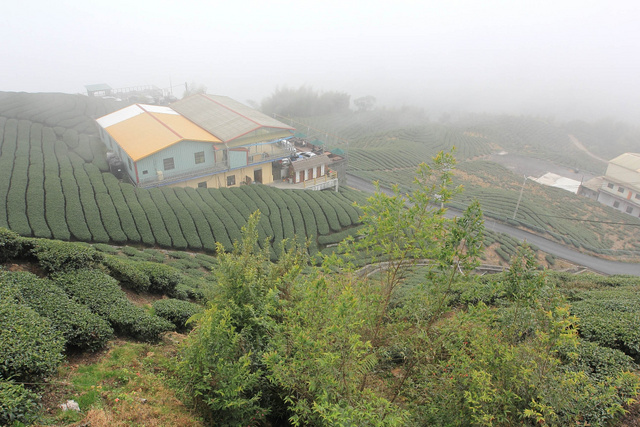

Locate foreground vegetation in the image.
[173,153,640,426]
[2,153,640,425]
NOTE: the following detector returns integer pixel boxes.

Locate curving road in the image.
[346,173,640,276]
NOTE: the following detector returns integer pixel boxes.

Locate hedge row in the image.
[0,271,113,351]
[149,188,188,249]
[152,298,202,331]
[42,127,70,240]
[28,239,104,273]
[103,172,141,242]
[71,155,110,242]
[132,186,172,247]
[0,299,64,382]
[175,187,216,252]
[162,187,202,249]
[51,269,174,342]
[55,140,92,241]
[0,115,365,252]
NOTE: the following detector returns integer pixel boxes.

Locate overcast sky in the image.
[2,0,639,121]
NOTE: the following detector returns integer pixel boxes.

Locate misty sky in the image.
[2,0,639,121]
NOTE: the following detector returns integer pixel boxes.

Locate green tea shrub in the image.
[0,227,23,262]
[29,239,103,273]
[0,380,41,426]
[0,271,113,351]
[152,298,202,331]
[162,188,202,249]
[51,269,174,342]
[102,255,151,292]
[560,340,637,381]
[149,188,188,249]
[0,300,64,382]
[137,262,182,295]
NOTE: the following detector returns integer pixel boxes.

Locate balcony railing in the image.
[137,146,293,188]
[138,162,230,188]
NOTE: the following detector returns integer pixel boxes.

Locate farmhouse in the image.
[584,153,640,217]
[96,95,300,189]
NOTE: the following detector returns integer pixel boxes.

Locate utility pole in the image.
[513,175,527,220]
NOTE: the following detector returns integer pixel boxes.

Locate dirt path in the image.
[568,134,609,164]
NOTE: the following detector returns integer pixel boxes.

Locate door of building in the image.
[254,168,263,184]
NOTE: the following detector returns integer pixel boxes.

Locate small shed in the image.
[85,83,112,97]
[289,154,331,184]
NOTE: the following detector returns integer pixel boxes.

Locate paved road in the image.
[346,173,640,276]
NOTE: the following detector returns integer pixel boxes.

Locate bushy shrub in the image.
[152,298,202,331]
[0,300,64,382]
[137,261,182,295]
[0,380,41,426]
[560,340,637,381]
[51,269,174,342]
[102,255,151,292]
[29,239,103,273]
[1,271,113,351]
[0,227,23,262]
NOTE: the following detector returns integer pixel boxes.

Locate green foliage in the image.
[0,271,113,351]
[560,340,637,381]
[137,261,182,295]
[177,212,308,424]
[570,288,640,358]
[51,269,174,342]
[102,254,152,292]
[178,307,265,426]
[0,380,41,426]
[0,299,64,382]
[28,239,103,273]
[152,298,202,332]
[0,227,23,262]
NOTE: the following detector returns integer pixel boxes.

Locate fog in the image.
[3,0,639,122]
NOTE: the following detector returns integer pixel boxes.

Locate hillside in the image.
[0,92,365,258]
[287,110,640,260]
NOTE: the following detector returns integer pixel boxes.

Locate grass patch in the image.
[41,338,202,426]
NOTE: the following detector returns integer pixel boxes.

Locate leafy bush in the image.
[51,269,174,342]
[0,300,64,382]
[0,271,113,351]
[137,262,182,295]
[28,239,103,273]
[152,298,202,331]
[0,380,41,426]
[102,254,151,292]
[560,340,637,381]
[0,227,23,262]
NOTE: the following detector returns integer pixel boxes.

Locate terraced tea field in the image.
[0,92,363,257]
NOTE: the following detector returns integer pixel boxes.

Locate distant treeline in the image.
[261,86,351,117]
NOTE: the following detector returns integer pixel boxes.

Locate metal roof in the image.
[171,94,294,143]
[530,172,581,194]
[609,153,640,172]
[85,83,112,92]
[291,154,330,171]
[96,104,222,161]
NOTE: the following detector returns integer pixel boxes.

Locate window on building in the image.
[163,157,175,170]
[127,158,133,170]
[626,206,633,214]
[142,170,148,175]
[635,193,640,200]
[613,201,620,208]
[607,183,614,189]
[227,175,235,186]
[618,186,625,193]
[194,151,205,164]
[197,181,207,188]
